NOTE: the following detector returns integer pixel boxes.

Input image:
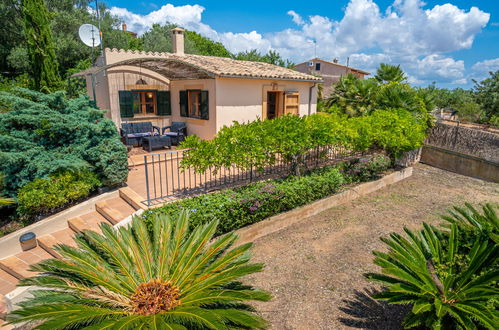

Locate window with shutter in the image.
[132,90,157,115]
[156,91,171,116]
[284,92,300,115]
[200,91,209,120]
[179,90,209,120]
[119,90,134,118]
[179,90,188,117]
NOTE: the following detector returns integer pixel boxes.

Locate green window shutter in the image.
[156,91,171,116]
[200,90,209,120]
[179,90,188,117]
[119,90,134,118]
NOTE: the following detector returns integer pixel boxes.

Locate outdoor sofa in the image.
[120,122,160,146]
[162,122,187,145]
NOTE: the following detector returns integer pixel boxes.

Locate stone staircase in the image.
[0,187,145,295]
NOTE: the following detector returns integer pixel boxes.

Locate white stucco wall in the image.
[83,49,318,140]
[169,79,217,140]
[215,77,318,131]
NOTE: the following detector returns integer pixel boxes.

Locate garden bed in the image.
[244,164,499,328]
[143,155,393,235]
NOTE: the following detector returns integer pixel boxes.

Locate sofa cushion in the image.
[127,132,153,138]
[164,132,184,137]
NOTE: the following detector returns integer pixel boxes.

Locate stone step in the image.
[68,212,110,234]
[37,228,78,259]
[0,269,18,295]
[0,247,52,280]
[95,197,136,224]
[119,187,146,210]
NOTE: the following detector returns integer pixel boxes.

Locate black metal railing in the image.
[143,146,359,206]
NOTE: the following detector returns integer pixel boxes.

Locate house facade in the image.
[74,28,321,140]
[295,58,369,97]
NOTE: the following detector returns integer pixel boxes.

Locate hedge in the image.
[17,170,101,221]
[180,110,427,175]
[143,155,392,235]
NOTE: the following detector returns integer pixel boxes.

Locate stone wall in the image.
[425,122,499,163]
[421,122,498,182]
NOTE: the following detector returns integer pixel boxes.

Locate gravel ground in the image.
[246,164,498,329]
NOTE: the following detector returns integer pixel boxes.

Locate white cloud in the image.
[469,58,499,82]
[349,53,392,73]
[108,1,490,85]
[219,31,271,54]
[287,10,304,25]
[109,4,218,39]
[415,54,465,81]
[471,58,499,74]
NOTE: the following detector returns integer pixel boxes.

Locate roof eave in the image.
[218,74,323,83]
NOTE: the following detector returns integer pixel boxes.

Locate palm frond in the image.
[367,202,498,329]
[9,211,270,329]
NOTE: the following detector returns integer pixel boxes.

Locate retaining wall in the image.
[425,122,499,163]
[421,123,498,183]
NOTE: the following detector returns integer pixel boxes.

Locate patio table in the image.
[142,135,172,152]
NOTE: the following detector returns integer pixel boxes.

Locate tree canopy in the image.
[21,0,61,93]
[374,63,407,83]
[0,88,128,197]
[1,1,293,94]
[473,70,499,121]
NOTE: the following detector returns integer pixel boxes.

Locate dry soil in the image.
[246,164,498,329]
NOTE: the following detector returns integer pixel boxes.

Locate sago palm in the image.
[8,211,271,329]
[441,202,498,244]
[366,221,498,329]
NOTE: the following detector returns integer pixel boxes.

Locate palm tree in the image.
[376,83,418,112]
[325,74,378,117]
[374,63,407,84]
[8,212,271,329]
[366,204,499,329]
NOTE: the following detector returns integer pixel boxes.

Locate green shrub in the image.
[180,111,427,175]
[489,115,499,127]
[144,166,347,235]
[342,154,392,182]
[0,173,15,206]
[366,203,499,329]
[17,170,101,220]
[0,88,128,197]
[362,108,427,158]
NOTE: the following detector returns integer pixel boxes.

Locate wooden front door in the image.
[266,91,282,119]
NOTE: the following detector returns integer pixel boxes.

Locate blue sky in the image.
[103,0,499,88]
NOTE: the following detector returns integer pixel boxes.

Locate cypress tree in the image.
[21,0,61,93]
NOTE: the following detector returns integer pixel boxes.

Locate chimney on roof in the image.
[171,27,185,55]
[122,23,127,32]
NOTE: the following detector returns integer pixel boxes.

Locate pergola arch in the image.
[74,57,217,80]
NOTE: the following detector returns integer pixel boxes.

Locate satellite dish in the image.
[79,24,101,47]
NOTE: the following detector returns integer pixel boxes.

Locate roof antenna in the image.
[307,39,317,58]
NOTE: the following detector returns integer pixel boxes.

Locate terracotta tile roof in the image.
[73,48,322,82]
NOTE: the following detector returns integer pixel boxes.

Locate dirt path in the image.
[246,164,498,329]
